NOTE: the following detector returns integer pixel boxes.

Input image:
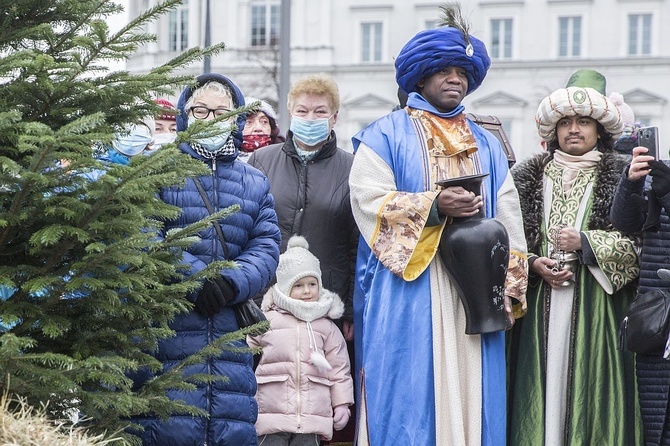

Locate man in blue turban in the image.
[349,5,529,446]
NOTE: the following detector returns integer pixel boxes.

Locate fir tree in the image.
[0,0,266,443]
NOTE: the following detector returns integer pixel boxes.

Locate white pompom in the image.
[287,235,310,250]
[310,350,332,373]
[609,91,624,106]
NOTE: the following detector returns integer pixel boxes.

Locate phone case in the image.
[638,126,659,159]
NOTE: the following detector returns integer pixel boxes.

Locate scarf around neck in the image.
[407,91,465,118]
[191,137,236,160]
[406,91,477,180]
[553,149,602,194]
[271,285,333,322]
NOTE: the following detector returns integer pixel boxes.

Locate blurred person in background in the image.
[608,92,639,156]
[239,97,284,162]
[611,137,670,446]
[102,116,155,165]
[152,98,177,152]
[154,98,177,134]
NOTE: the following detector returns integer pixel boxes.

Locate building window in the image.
[251,0,280,47]
[361,22,382,63]
[558,16,581,57]
[425,19,438,29]
[490,18,512,60]
[168,0,188,51]
[628,13,651,55]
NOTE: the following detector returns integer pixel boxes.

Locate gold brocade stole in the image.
[375,109,484,281]
[408,108,480,185]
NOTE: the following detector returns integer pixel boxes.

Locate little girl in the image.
[248,235,354,446]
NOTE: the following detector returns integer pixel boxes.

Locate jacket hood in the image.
[176,73,246,162]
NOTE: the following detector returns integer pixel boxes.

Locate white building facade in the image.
[127,0,670,161]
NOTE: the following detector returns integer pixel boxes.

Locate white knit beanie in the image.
[276,236,322,297]
[246,97,278,121]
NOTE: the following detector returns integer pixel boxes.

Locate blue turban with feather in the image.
[395,26,491,96]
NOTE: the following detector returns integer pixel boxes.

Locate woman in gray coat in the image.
[248,74,358,341]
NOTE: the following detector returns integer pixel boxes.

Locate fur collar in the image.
[261,285,345,322]
[511,151,628,254]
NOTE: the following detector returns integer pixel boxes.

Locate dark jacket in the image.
[248,132,358,321]
[132,74,281,446]
[610,163,670,446]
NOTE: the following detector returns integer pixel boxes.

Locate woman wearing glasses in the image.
[130,74,281,446]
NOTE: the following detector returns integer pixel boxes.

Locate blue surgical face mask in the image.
[152,132,177,151]
[290,115,331,147]
[112,124,153,156]
[188,116,232,152]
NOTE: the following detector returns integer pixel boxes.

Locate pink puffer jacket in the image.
[247,288,354,440]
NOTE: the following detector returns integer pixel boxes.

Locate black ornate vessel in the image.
[436,173,511,334]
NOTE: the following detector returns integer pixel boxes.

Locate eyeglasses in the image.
[189,106,231,120]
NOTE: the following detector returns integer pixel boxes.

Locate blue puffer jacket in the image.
[611,164,670,446]
[132,74,280,446]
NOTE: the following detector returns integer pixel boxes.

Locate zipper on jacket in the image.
[211,159,222,260]
[295,322,301,429]
[618,316,628,350]
[205,315,213,440]
[207,157,217,442]
[293,162,307,235]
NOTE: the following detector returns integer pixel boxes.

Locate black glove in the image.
[649,160,670,198]
[195,277,235,317]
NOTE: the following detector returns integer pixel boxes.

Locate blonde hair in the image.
[185,81,233,110]
[287,74,340,112]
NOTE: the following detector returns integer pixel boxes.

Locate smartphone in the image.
[638,126,659,159]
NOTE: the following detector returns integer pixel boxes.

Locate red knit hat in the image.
[155,98,177,121]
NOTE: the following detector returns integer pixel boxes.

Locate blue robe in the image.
[350,101,512,445]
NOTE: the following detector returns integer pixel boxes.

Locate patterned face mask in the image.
[241,134,272,152]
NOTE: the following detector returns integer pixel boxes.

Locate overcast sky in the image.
[104,0,130,70]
